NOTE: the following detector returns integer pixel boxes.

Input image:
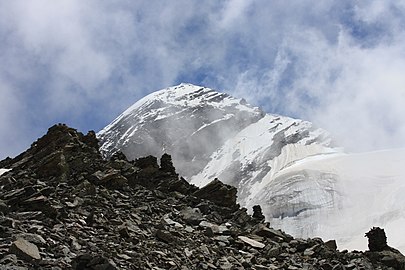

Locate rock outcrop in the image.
[364,227,405,269]
[365,227,388,252]
[0,124,404,269]
[193,178,237,208]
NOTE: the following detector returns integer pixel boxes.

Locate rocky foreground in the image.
[0,124,404,269]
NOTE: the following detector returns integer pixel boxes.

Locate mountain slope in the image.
[98,83,334,185]
[1,124,404,269]
[191,115,337,210]
[98,83,265,179]
[97,83,405,252]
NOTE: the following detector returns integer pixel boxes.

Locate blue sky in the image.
[1,0,405,159]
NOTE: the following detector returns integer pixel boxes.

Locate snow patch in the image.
[0,168,11,176]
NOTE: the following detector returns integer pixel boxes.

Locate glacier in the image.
[265,148,405,252]
[98,83,405,253]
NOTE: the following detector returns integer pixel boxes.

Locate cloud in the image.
[1,1,405,158]
[228,1,405,152]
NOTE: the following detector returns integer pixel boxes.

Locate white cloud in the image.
[225,2,405,152]
[218,0,253,29]
[1,1,405,158]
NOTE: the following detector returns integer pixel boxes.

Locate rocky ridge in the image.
[0,124,404,269]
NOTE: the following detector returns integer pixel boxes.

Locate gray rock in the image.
[0,199,9,214]
[9,238,41,262]
[155,229,177,244]
[238,236,265,249]
[254,265,271,270]
[162,216,183,228]
[72,254,117,270]
[14,233,46,246]
[266,246,281,257]
[90,170,128,190]
[252,205,265,221]
[199,221,220,234]
[217,257,233,269]
[180,207,203,225]
[0,266,29,270]
[193,178,237,207]
[254,224,287,240]
[324,240,337,251]
[303,249,315,257]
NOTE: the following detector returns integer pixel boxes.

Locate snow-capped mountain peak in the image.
[98,83,337,228]
[98,83,332,181]
[104,83,260,125]
[97,84,405,252]
[98,84,268,178]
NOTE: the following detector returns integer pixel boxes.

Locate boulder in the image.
[180,207,204,225]
[193,178,237,207]
[155,229,177,244]
[254,224,288,241]
[72,254,117,270]
[237,236,265,249]
[89,170,128,190]
[324,240,337,251]
[9,238,41,262]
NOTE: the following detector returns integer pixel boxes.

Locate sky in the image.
[1,0,405,159]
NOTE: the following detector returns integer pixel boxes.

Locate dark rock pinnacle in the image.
[365,227,388,252]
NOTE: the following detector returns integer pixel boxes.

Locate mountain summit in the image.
[98,83,266,178]
[97,84,405,252]
[98,83,334,206]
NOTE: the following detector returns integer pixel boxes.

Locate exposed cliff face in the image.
[1,124,404,269]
